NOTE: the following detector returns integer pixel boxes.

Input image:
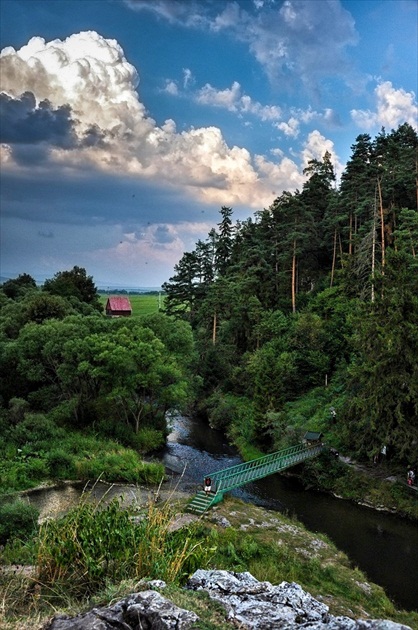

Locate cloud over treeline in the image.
[0,30,311,208]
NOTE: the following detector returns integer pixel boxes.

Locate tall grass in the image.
[36,494,209,597]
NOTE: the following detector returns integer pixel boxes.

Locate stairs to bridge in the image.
[187,442,324,515]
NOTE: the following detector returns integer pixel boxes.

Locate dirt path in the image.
[338,455,417,491]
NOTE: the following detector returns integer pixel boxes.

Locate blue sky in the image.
[1,0,417,288]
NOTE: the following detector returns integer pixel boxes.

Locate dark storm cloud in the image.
[10,143,50,165]
[1,168,214,227]
[0,91,77,147]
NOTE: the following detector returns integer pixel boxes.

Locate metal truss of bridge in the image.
[186,442,324,515]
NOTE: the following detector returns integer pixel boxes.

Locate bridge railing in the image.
[207,442,323,496]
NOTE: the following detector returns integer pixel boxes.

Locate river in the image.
[26,413,417,611]
[162,413,418,612]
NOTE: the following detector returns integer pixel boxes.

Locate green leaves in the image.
[43,265,101,311]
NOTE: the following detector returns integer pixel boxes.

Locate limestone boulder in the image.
[43,589,199,630]
[186,570,412,630]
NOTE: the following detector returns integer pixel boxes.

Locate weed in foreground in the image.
[35,492,211,598]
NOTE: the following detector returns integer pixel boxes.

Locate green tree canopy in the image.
[43,266,101,311]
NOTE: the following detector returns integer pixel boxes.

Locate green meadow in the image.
[100,292,165,316]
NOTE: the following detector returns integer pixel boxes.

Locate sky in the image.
[0,0,417,289]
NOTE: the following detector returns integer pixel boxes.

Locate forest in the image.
[162,123,418,467]
[0,123,417,497]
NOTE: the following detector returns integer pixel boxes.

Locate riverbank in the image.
[230,431,418,522]
[1,481,417,630]
[294,449,418,521]
[2,413,417,619]
[7,452,417,612]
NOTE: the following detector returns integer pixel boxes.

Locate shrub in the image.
[131,427,166,453]
[0,499,39,545]
[74,450,165,484]
[8,397,30,424]
[25,458,49,481]
[46,449,76,479]
[11,413,60,446]
[0,535,37,565]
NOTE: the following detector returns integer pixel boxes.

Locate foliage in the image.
[36,498,211,596]
[0,308,194,461]
[24,292,72,323]
[0,499,39,545]
[0,412,165,493]
[342,250,418,463]
[74,449,164,484]
[1,274,37,300]
[43,266,101,311]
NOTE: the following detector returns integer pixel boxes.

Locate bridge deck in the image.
[187,442,324,514]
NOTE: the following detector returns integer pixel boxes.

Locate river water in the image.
[162,414,418,612]
[25,413,417,611]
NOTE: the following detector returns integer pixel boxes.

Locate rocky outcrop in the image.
[43,571,412,630]
[186,570,412,629]
[43,587,199,630]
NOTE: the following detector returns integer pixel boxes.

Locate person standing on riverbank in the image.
[204,477,212,496]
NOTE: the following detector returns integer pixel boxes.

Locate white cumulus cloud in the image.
[277,117,300,137]
[0,31,304,211]
[301,130,343,179]
[351,81,418,130]
[1,31,145,135]
[196,81,281,121]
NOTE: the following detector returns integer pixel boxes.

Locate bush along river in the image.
[26,413,418,611]
[161,413,418,612]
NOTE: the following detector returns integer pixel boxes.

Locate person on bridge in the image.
[407,468,415,486]
[204,477,212,496]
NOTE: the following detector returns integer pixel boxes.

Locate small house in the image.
[303,431,323,445]
[105,296,132,317]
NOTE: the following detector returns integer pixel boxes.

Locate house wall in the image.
[106,309,131,317]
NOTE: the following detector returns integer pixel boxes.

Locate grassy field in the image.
[100,292,165,317]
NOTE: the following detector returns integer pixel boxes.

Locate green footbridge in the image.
[186,442,324,514]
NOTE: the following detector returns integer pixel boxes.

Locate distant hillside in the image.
[0,275,162,294]
[97,286,162,293]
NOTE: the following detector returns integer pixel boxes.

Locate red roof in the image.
[106,297,132,312]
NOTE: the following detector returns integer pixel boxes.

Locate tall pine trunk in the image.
[292,239,297,313]
[330,228,337,287]
[377,177,385,273]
